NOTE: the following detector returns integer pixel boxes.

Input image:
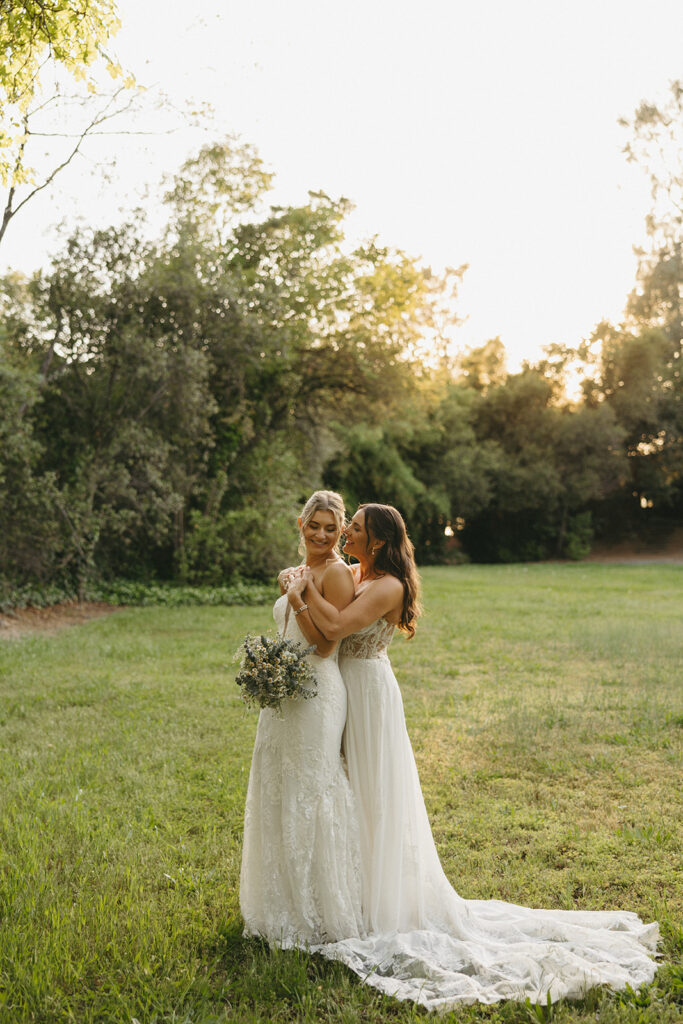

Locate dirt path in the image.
[0,602,119,639]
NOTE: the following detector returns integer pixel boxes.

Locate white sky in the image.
[3,0,683,367]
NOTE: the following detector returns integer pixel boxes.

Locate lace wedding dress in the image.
[314,617,659,1009]
[240,594,363,945]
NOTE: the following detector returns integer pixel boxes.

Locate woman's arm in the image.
[293,568,403,642]
[287,562,354,657]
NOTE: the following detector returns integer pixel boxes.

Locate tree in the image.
[459,337,507,392]
[577,81,683,529]
[620,80,683,248]
[0,0,123,166]
[583,319,682,521]
[1,221,217,587]
[0,137,463,586]
[0,0,139,247]
[324,381,503,563]
[0,300,64,587]
[446,366,625,562]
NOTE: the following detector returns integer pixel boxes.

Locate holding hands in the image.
[286,566,312,603]
[278,565,304,592]
[278,564,313,599]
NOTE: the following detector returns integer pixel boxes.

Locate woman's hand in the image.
[287,566,314,606]
[286,571,308,602]
[278,565,305,593]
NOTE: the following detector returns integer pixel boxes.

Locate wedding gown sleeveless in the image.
[315,617,659,1009]
[239,594,363,946]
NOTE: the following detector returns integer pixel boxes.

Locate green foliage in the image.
[2,107,682,583]
[182,447,302,585]
[326,369,626,564]
[0,566,680,1022]
[0,0,130,189]
[0,576,276,612]
[92,578,277,608]
[0,576,79,613]
[0,328,63,583]
[620,80,683,247]
[589,80,683,530]
[165,138,275,234]
[1,138,464,587]
[562,512,593,561]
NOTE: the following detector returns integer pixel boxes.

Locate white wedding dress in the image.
[240,595,363,945]
[313,617,660,1009]
[240,606,658,1008]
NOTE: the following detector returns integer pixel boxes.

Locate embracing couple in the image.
[240,491,658,1009]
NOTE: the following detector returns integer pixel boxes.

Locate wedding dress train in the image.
[239,595,363,945]
[314,618,659,1009]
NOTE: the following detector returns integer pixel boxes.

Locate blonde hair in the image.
[298,490,346,557]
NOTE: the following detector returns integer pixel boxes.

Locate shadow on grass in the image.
[196,916,683,1024]
[203,917,429,1022]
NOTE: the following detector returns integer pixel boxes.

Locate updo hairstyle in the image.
[298,490,346,557]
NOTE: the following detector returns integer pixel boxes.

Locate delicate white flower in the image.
[234,632,317,713]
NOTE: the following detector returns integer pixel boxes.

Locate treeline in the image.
[1,138,681,596]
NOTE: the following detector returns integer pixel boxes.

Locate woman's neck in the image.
[305,549,338,572]
[356,556,381,583]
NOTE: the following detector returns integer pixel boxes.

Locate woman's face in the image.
[342,509,368,559]
[300,509,340,558]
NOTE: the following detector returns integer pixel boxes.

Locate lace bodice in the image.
[340,618,395,660]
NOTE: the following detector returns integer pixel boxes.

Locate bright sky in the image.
[3,0,683,367]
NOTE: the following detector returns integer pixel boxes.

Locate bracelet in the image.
[294,604,308,616]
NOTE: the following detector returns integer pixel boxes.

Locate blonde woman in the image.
[239,491,363,947]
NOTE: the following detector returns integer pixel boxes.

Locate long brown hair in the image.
[360,503,421,639]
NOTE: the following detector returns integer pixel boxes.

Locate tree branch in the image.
[1,87,133,243]
[136,381,168,421]
[27,128,178,137]
[0,117,29,246]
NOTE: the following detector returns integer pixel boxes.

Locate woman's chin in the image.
[307,545,334,559]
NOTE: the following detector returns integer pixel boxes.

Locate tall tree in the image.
[584,81,683,525]
[0,137,463,585]
[0,313,63,587]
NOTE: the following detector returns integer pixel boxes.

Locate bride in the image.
[239,490,363,946]
[285,502,659,1009]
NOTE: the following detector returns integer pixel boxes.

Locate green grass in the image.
[0,564,681,1023]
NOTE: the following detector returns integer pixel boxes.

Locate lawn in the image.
[1,564,681,1024]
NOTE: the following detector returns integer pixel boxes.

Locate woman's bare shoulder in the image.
[322,558,353,582]
[375,572,403,593]
[356,572,403,602]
